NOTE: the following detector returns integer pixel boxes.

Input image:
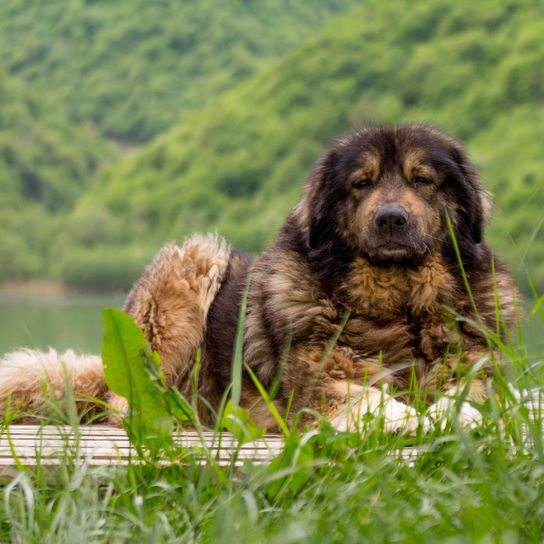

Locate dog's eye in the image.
[413,176,433,186]
[352,179,372,189]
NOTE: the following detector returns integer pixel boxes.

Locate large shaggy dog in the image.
[0,125,519,432]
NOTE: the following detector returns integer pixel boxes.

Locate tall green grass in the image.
[1,287,543,542]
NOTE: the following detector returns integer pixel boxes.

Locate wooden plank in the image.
[0,425,284,481]
[0,433,280,449]
[3,425,283,445]
[1,390,542,481]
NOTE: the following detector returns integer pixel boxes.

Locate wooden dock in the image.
[1,389,542,481]
[0,425,284,481]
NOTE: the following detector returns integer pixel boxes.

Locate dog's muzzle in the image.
[362,205,428,266]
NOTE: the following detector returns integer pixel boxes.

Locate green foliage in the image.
[1,283,544,542]
[266,429,319,501]
[102,307,173,453]
[2,359,544,541]
[56,246,152,291]
[70,0,543,292]
[102,298,265,446]
[0,230,41,281]
[0,66,115,211]
[220,285,267,443]
[0,0,356,143]
[0,66,115,279]
[220,400,265,444]
[1,0,543,293]
[101,308,192,454]
[0,0,358,285]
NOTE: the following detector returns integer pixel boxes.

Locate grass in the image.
[1,398,544,542]
[1,303,543,542]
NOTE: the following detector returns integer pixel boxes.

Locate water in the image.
[0,293,542,362]
[521,305,544,364]
[0,292,125,356]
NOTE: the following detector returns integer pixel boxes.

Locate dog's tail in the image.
[0,348,107,421]
[0,234,232,423]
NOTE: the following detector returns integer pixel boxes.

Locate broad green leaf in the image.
[166,389,194,425]
[101,307,173,454]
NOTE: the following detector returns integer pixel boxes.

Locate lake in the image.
[0,292,542,363]
[0,291,125,356]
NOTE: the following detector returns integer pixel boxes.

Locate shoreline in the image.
[0,281,125,299]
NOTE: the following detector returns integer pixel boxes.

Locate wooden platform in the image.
[2,390,542,481]
[0,425,284,481]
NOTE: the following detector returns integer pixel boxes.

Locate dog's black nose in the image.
[375,205,408,232]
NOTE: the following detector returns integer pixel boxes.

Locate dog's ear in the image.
[295,149,340,249]
[447,142,491,246]
[439,135,492,269]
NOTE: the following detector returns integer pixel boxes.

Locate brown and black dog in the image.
[0,125,520,431]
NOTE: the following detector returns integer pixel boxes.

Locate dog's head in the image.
[296,125,491,269]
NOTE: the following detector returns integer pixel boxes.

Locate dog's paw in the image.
[106,394,129,426]
[427,397,483,430]
[379,396,422,434]
[331,389,423,435]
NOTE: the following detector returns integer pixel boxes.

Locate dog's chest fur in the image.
[243,248,466,389]
[335,253,461,363]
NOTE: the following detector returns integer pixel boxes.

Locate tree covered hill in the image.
[0,0,359,284]
[0,66,115,278]
[61,0,544,292]
[0,0,357,144]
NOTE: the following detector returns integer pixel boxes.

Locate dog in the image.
[0,125,520,432]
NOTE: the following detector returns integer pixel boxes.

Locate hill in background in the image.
[0,66,115,278]
[0,0,358,285]
[0,0,356,144]
[61,0,544,293]
[1,0,543,294]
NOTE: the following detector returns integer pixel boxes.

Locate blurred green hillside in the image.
[0,66,115,278]
[0,0,355,143]
[1,0,543,293]
[0,0,357,285]
[63,0,544,292]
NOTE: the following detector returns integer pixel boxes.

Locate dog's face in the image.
[299,125,491,268]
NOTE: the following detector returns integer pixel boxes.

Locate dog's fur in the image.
[0,125,520,431]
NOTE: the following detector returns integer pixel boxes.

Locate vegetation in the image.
[0,65,115,281]
[1,3,543,539]
[0,0,356,144]
[0,0,542,294]
[63,0,544,292]
[1,292,543,542]
[0,0,358,285]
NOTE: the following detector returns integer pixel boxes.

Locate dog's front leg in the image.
[328,382,422,434]
[282,346,423,434]
[423,351,492,429]
[427,378,486,429]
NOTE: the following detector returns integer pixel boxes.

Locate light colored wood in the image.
[0,425,284,480]
[1,391,541,481]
